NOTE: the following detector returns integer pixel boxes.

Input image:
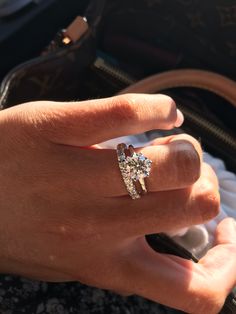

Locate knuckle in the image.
[202,162,219,186]
[195,177,220,220]
[109,94,138,124]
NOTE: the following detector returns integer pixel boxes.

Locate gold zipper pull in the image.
[43,16,89,54]
[63,16,88,44]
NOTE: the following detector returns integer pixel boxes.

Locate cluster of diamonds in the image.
[117,144,152,200]
[126,152,152,181]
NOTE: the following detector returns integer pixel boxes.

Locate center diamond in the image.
[126,152,152,181]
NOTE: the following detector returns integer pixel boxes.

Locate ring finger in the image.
[84,134,202,196]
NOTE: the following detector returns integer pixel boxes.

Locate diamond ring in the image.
[117,143,152,199]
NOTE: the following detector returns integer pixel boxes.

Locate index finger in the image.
[31,94,183,146]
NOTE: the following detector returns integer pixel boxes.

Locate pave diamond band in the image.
[117,143,140,199]
[117,143,152,200]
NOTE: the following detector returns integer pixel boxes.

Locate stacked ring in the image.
[117,143,152,200]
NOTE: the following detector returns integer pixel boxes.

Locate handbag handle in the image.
[119,69,236,108]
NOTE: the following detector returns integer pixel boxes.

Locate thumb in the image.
[199,218,236,290]
[214,217,236,246]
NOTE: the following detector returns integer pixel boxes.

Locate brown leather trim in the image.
[64,16,89,43]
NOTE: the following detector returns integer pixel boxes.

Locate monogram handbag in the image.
[0,0,236,313]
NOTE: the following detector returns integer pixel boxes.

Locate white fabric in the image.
[100,134,236,258]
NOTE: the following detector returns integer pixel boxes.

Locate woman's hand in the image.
[0,94,233,314]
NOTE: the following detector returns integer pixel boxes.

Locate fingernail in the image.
[174,109,184,127]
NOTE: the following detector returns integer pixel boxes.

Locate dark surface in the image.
[0,275,181,314]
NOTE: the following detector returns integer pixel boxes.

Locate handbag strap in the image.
[119,69,236,108]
